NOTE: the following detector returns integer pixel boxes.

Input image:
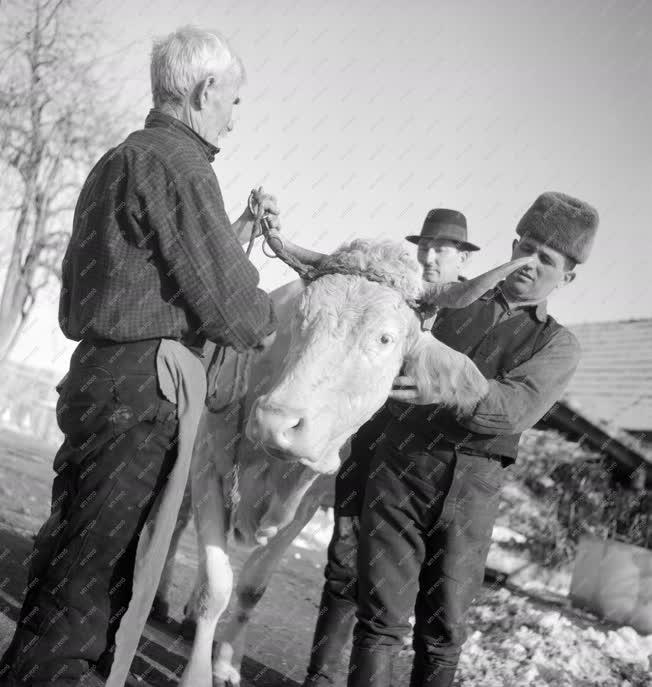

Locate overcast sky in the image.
[9,0,652,372]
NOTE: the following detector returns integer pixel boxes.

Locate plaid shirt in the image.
[59,110,276,352]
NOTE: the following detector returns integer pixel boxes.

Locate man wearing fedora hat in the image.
[406,208,479,284]
[303,208,479,687]
[345,192,598,686]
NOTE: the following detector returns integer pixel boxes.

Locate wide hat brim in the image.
[406,209,480,251]
[405,234,480,251]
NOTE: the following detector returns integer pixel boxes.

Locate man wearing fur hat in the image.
[346,192,598,687]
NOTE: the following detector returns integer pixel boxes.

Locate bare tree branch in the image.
[0,0,130,359]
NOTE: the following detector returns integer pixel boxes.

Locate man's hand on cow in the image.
[389,374,442,405]
[418,256,536,310]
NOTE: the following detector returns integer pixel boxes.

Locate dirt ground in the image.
[0,429,650,686]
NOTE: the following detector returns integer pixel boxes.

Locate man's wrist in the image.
[468,399,482,417]
[456,396,483,422]
[232,214,253,244]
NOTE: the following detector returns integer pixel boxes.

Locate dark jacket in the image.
[388,289,581,463]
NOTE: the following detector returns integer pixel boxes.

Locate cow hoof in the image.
[255,526,278,546]
[213,662,241,687]
[149,595,170,622]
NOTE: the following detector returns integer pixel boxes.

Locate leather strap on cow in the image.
[205,345,255,413]
[259,224,423,310]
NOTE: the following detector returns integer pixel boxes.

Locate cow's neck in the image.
[257,461,319,536]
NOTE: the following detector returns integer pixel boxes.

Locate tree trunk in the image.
[0,0,126,361]
[0,303,30,362]
[0,195,33,361]
[0,265,31,361]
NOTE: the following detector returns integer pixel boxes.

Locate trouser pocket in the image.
[54,359,177,472]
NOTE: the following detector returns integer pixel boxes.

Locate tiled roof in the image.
[566,318,652,432]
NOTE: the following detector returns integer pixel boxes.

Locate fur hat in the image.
[516,192,599,264]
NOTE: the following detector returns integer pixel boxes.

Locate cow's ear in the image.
[403,332,489,416]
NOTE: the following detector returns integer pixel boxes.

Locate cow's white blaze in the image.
[249,273,419,472]
[246,240,424,472]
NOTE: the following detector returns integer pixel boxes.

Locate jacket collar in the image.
[480,287,548,323]
[145,109,220,162]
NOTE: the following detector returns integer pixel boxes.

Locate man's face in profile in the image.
[417,238,469,283]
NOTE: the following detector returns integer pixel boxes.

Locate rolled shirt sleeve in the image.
[458,328,581,435]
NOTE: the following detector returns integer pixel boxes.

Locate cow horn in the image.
[419,257,535,310]
[264,229,328,274]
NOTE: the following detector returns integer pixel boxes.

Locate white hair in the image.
[150,25,245,108]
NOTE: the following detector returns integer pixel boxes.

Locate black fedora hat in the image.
[405,208,480,251]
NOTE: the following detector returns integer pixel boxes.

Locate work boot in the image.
[346,643,394,687]
[303,589,357,685]
[409,642,460,687]
[409,661,458,687]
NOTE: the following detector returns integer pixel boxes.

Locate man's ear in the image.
[558,270,576,288]
[458,250,471,266]
[511,238,519,256]
[193,76,213,110]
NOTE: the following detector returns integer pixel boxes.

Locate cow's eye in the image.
[379,334,393,345]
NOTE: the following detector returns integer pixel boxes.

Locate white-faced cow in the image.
[156,239,530,687]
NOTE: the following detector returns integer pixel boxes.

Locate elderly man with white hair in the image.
[0,26,277,686]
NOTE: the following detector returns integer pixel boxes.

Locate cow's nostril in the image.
[251,400,307,451]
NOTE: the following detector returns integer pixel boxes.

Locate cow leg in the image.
[213,495,323,686]
[152,482,193,621]
[180,460,232,687]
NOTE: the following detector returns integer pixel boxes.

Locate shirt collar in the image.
[481,286,548,323]
[144,109,220,162]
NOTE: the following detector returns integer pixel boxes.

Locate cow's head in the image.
[246,239,530,474]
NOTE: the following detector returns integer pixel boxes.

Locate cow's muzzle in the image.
[246,396,306,459]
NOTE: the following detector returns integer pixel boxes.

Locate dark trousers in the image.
[0,339,179,686]
[347,421,506,687]
[304,407,392,686]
